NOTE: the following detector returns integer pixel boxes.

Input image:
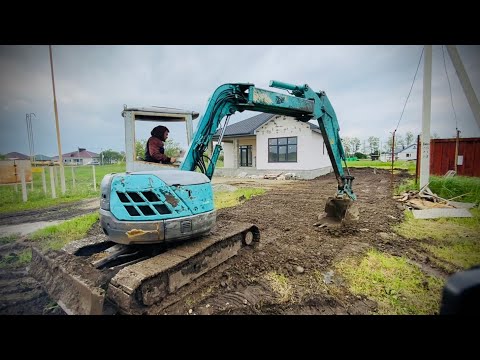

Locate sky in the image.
[1,45,479,157]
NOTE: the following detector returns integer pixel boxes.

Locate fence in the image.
[0,163,124,206]
[429,137,480,177]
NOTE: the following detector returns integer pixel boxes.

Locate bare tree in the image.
[405,131,414,146]
[341,137,352,157]
[351,137,361,153]
[367,136,380,154]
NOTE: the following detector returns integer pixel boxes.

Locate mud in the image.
[0,168,455,315]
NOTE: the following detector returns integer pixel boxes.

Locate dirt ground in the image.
[0,168,447,315]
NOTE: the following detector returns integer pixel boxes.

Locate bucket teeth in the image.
[324,197,359,222]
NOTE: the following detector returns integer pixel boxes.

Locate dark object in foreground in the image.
[440,266,480,314]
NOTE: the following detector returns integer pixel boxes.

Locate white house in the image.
[380,143,417,162]
[53,148,100,165]
[212,113,333,179]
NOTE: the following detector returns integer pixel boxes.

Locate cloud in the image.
[0,45,479,157]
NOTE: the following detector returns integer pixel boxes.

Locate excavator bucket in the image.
[320,197,359,225]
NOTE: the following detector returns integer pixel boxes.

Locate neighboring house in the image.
[35,154,52,161]
[34,154,53,165]
[5,152,29,160]
[380,143,417,162]
[212,113,333,179]
[52,148,100,165]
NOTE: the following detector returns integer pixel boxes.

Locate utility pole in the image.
[446,46,480,129]
[420,45,432,189]
[25,113,36,164]
[49,45,66,194]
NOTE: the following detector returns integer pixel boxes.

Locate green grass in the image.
[394,209,480,271]
[0,248,32,269]
[265,271,293,303]
[395,178,418,195]
[346,160,416,174]
[214,188,265,210]
[30,212,99,251]
[336,249,444,314]
[428,176,480,204]
[0,234,19,245]
[0,163,125,214]
[394,208,480,241]
[423,240,480,269]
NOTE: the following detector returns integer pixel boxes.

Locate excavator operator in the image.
[145,125,176,164]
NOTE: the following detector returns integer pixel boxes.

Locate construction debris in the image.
[394,185,476,219]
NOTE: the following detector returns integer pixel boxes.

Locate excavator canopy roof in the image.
[123,107,200,121]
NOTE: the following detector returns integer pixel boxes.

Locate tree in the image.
[164,138,184,158]
[100,149,123,164]
[135,139,147,160]
[354,152,368,159]
[351,137,361,153]
[405,131,414,146]
[396,134,405,149]
[367,136,380,154]
[0,153,5,160]
[341,137,352,157]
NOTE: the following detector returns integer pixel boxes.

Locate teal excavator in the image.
[30,80,358,315]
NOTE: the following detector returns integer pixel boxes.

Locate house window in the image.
[268,137,297,163]
[406,154,410,158]
[239,145,252,167]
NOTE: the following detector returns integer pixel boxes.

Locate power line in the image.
[395,46,425,132]
[442,45,459,132]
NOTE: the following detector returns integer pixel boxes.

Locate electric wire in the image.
[394,46,424,132]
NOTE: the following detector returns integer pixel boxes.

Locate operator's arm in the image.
[148,137,171,163]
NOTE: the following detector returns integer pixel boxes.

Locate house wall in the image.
[255,116,330,171]
[397,145,417,160]
[220,137,256,168]
[62,157,99,165]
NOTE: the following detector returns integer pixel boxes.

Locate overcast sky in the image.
[1,45,479,157]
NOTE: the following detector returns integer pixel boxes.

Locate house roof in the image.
[35,154,52,161]
[52,149,99,160]
[396,143,416,154]
[212,113,321,140]
[4,152,29,160]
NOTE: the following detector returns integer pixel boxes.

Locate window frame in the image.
[268,136,298,163]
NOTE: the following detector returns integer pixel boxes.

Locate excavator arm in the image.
[180,80,356,203]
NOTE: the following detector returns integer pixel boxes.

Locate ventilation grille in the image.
[116,191,172,217]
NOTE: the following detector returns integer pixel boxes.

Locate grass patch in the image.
[0,234,19,245]
[30,212,99,251]
[0,248,32,269]
[336,249,444,314]
[394,209,480,241]
[428,176,480,204]
[347,160,416,174]
[265,271,293,303]
[422,240,480,269]
[0,163,125,214]
[395,178,418,195]
[214,188,265,210]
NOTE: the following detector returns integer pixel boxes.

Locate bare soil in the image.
[0,168,452,315]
